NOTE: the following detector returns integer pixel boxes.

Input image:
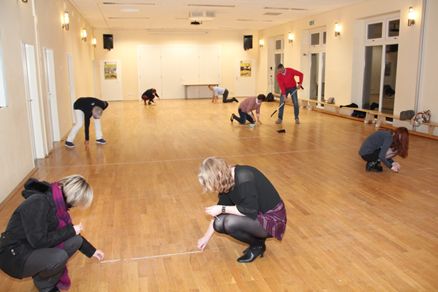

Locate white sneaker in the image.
[249,123,256,128]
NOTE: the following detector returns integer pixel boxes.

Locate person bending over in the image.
[230,94,266,128]
[65,97,109,148]
[0,175,104,292]
[276,64,303,124]
[208,85,238,103]
[141,88,160,105]
[359,127,409,172]
[197,157,287,263]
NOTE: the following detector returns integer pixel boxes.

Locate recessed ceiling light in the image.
[264,12,282,16]
[264,7,307,11]
[103,2,155,5]
[188,4,235,8]
[121,8,140,13]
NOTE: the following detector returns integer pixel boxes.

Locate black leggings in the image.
[222,90,238,103]
[213,214,269,246]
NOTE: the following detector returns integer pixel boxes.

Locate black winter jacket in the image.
[0,179,96,279]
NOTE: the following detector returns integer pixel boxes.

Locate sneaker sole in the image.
[96,142,106,145]
[64,145,75,149]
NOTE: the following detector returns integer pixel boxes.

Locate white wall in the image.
[418,0,438,124]
[93,30,260,100]
[0,0,95,202]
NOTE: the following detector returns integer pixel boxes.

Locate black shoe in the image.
[233,98,239,103]
[48,287,60,292]
[96,138,107,145]
[237,245,265,263]
[64,141,75,148]
[230,114,234,123]
[366,162,383,172]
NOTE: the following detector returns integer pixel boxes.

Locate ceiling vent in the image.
[190,20,202,25]
[189,11,215,22]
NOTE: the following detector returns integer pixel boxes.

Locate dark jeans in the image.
[233,109,255,124]
[278,87,299,120]
[361,149,380,162]
[22,236,83,292]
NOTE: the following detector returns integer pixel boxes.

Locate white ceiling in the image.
[70,0,364,31]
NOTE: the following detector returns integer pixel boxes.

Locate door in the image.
[363,46,383,110]
[22,44,46,159]
[274,53,283,94]
[382,44,398,114]
[44,49,60,142]
[310,53,319,100]
[67,53,76,123]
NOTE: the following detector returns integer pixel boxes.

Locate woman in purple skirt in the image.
[197,157,287,263]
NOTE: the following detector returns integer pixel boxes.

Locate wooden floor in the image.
[1,99,438,291]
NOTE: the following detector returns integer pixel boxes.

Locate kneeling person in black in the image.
[65,97,109,148]
[141,88,160,105]
[197,157,287,263]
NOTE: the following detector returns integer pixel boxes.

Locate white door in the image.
[22,44,46,159]
[100,60,123,101]
[44,49,60,142]
[67,53,76,123]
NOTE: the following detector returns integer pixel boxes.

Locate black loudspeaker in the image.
[103,34,113,50]
[243,35,253,50]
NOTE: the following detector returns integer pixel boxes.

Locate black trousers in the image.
[361,149,380,162]
[222,89,232,103]
[232,109,255,124]
[22,236,83,292]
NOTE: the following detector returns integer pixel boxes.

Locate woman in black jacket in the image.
[197,157,287,263]
[0,175,104,292]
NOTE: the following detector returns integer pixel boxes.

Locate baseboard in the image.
[0,168,38,211]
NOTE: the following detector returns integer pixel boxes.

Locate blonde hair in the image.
[198,157,234,193]
[58,175,93,208]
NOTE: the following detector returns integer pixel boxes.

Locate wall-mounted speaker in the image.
[243,35,253,51]
[103,34,113,50]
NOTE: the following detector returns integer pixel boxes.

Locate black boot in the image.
[237,245,266,263]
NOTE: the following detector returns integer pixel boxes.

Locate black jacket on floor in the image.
[0,179,96,279]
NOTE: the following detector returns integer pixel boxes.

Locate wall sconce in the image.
[259,39,265,48]
[91,37,97,47]
[408,7,416,26]
[288,33,295,44]
[334,23,342,37]
[80,29,88,42]
[61,11,70,31]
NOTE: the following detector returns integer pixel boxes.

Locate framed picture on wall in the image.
[104,61,118,79]
[240,60,251,77]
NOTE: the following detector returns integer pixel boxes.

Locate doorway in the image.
[308,29,326,103]
[22,43,46,159]
[363,44,398,113]
[44,48,60,142]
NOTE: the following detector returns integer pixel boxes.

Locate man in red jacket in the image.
[276,64,303,124]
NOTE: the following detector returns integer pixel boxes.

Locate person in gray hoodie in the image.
[359,127,409,172]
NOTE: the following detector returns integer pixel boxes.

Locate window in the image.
[311,33,320,46]
[275,39,283,50]
[388,19,400,37]
[367,22,383,39]
[0,44,7,108]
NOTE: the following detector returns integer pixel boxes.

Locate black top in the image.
[73,97,108,141]
[0,179,96,278]
[217,165,282,219]
[142,89,159,99]
[359,131,394,168]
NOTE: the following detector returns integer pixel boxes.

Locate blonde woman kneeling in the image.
[197,157,287,263]
[0,175,104,292]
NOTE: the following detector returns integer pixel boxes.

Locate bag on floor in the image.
[400,110,415,121]
[326,97,335,104]
[411,110,431,127]
[266,92,275,102]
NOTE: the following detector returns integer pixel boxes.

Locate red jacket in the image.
[276,67,303,95]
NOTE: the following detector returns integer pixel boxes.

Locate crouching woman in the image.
[0,175,104,292]
[197,157,286,263]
